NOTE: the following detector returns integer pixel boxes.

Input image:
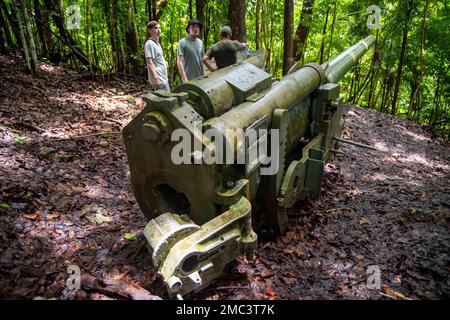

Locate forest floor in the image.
[1,54,449,300]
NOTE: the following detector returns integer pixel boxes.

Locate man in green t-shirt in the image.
[177,19,204,82]
[203,26,248,71]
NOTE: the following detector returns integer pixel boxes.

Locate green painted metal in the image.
[122,38,375,297]
[323,35,376,83]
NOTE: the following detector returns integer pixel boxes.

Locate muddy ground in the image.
[1,54,449,300]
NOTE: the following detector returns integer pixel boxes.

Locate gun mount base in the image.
[144,197,257,297]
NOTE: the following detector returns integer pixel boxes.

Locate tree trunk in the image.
[90,3,98,67]
[18,0,38,72]
[282,0,293,75]
[379,39,393,113]
[228,0,246,42]
[0,3,13,51]
[268,0,275,72]
[391,2,413,115]
[318,7,330,64]
[293,0,314,63]
[255,0,260,50]
[408,0,429,118]
[146,0,168,21]
[0,22,7,53]
[104,0,125,73]
[0,0,20,47]
[125,0,139,74]
[146,0,155,20]
[428,77,441,128]
[84,0,91,72]
[188,0,192,19]
[326,0,337,61]
[12,1,31,71]
[40,0,54,58]
[261,0,270,68]
[195,0,206,41]
[154,0,168,21]
[204,3,212,48]
[33,0,47,56]
[367,29,379,109]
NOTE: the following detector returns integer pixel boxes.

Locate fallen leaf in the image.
[86,213,112,224]
[39,147,56,156]
[123,233,137,241]
[359,218,370,225]
[81,203,112,223]
[110,225,125,232]
[260,269,275,278]
[23,212,40,221]
[280,276,296,285]
[47,211,61,220]
[95,176,108,188]
[54,183,72,195]
[71,186,85,193]
[265,289,277,297]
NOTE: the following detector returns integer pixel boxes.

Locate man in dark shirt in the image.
[203,26,248,71]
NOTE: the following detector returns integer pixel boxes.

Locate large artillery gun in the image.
[123,36,376,297]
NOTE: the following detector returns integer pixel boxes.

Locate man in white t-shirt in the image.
[144,21,170,91]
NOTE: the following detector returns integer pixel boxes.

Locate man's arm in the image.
[236,41,249,51]
[177,55,188,83]
[202,54,216,72]
[146,58,162,88]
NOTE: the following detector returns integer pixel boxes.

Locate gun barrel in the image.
[205,36,375,151]
[323,35,376,83]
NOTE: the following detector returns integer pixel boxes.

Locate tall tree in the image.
[318,6,330,64]
[391,1,414,115]
[103,0,124,73]
[188,0,192,19]
[326,0,337,61]
[147,0,156,20]
[33,0,47,56]
[18,0,38,72]
[11,0,31,71]
[0,0,20,46]
[0,1,13,51]
[228,0,246,42]
[282,0,293,75]
[154,0,168,21]
[40,0,54,59]
[408,0,429,118]
[125,0,139,74]
[293,0,314,63]
[195,0,206,41]
[255,0,261,50]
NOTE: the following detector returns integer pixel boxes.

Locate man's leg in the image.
[163,82,171,92]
